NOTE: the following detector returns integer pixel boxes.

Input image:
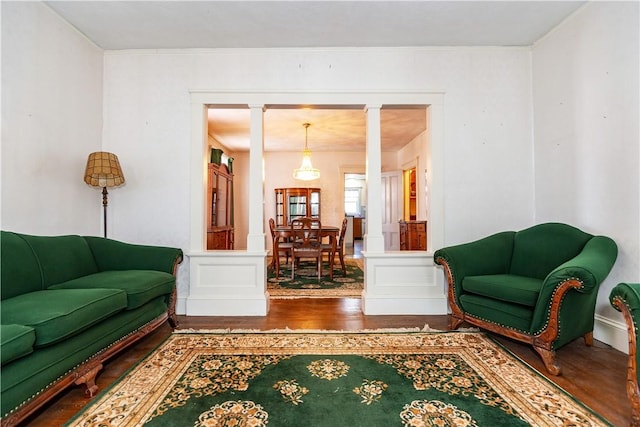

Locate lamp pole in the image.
[102,187,109,238]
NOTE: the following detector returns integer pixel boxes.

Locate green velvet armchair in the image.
[434,222,617,375]
[610,282,640,426]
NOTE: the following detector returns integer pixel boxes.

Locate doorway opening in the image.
[344,173,366,256]
[403,167,417,221]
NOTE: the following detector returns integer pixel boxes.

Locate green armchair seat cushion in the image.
[1,325,36,365]
[1,289,127,347]
[462,274,543,307]
[49,270,176,310]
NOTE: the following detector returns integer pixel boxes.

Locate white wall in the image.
[532,2,640,340]
[102,47,534,251]
[1,2,104,235]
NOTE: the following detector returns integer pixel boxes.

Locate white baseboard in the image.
[594,314,629,354]
[362,293,448,315]
[186,296,268,316]
[176,296,187,315]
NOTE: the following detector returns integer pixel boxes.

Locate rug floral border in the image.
[66,330,611,427]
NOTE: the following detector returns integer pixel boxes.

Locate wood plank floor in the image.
[22,297,630,426]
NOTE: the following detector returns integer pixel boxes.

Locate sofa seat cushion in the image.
[1,289,127,347]
[48,270,175,310]
[1,324,35,365]
[462,274,543,307]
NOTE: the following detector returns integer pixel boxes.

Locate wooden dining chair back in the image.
[322,217,348,275]
[269,218,291,276]
[336,217,349,274]
[290,217,323,281]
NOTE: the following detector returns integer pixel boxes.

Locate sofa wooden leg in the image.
[449,316,464,330]
[584,331,594,346]
[75,364,103,397]
[168,314,179,328]
[534,346,561,376]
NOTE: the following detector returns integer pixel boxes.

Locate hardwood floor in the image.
[20,244,630,426]
[21,298,630,426]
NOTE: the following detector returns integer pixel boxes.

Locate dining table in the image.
[272,224,339,279]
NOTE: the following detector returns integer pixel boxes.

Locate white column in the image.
[246,104,266,252]
[189,102,208,251]
[364,104,385,253]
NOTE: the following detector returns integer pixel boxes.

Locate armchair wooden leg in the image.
[449,315,464,330]
[534,346,562,376]
[584,331,594,346]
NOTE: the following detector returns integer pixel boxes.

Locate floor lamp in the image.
[84,152,125,238]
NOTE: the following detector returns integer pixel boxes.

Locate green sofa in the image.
[0,231,183,425]
[610,282,640,426]
[434,222,617,375]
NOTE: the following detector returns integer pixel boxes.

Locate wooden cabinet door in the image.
[207,163,234,250]
[275,188,321,226]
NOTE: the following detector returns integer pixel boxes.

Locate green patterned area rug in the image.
[267,260,363,298]
[66,330,611,427]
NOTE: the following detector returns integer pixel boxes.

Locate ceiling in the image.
[45,1,585,152]
[45,1,584,50]
[208,106,428,153]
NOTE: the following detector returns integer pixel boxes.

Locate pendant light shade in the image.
[293,123,320,181]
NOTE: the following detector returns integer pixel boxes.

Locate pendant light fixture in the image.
[293,122,320,181]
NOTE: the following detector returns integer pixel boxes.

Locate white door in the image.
[381,171,403,250]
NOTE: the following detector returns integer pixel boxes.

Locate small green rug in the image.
[267,260,363,298]
[66,330,611,427]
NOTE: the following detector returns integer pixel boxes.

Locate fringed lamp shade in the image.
[84,152,125,188]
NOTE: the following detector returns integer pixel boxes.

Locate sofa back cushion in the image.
[509,223,593,280]
[19,234,98,287]
[1,232,43,299]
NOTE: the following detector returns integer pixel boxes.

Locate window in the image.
[344,188,361,216]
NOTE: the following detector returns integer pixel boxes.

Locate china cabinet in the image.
[207,163,234,249]
[274,188,321,226]
[399,220,427,250]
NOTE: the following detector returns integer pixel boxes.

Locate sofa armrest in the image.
[434,231,515,306]
[434,231,515,280]
[541,236,618,296]
[84,237,183,275]
[530,235,617,336]
[611,282,640,314]
[610,282,640,424]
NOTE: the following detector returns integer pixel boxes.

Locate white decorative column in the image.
[363,104,385,253]
[185,99,268,316]
[246,105,266,252]
[362,101,447,316]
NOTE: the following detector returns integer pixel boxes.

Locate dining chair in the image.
[322,217,348,275]
[269,218,291,277]
[290,217,323,281]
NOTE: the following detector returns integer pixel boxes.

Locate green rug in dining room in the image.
[267,260,363,298]
[65,330,612,427]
